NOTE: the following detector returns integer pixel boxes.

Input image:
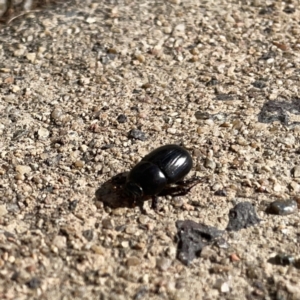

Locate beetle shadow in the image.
[95,173,205,210]
[95,172,133,209]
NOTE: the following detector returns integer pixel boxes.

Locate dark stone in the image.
[45,155,62,166]
[266,199,297,216]
[83,270,100,285]
[252,80,267,89]
[195,111,210,120]
[215,94,234,101]
[257,99,300,125]
[259,51,276,60]
[13,129,28,140]
[92,42,103,52]
[176,220,224,266]
[214,189,227,197]
[259,5,275,15]
[283,6,295,14]
[117,114,127,123]
[206,78,219,86]
[275,290,288,300]
[101,144,115,150]
[226,202,261,232]
[100,56,110,65]
[4,231,15,239]
[134,287,148,300]
[132,89,142,94]
[131,106,139,112]
[26,277,41,289]
[82,229,94,241]
[107,53,117,61]
[128,129,147,141]
[268,253,295,266]
[68,200,78,211]
[294,259,300,269]
[263,27,273,35]
[11,271,19,281]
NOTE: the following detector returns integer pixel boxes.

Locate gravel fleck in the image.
[176,220,224,266]
[226,202,261,231]
[128,129,147,141]
[117,114,127,123]
[266,199,298,215]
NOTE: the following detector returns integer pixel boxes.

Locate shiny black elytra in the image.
[123,144,200,211]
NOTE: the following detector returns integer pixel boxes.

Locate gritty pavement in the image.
[0,0,300,299]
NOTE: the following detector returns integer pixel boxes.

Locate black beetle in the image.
[123,144,200,211]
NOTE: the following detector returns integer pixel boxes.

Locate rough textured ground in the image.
[0,0,300,299]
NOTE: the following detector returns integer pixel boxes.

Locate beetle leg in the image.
[177,176,204,187]
[135,199,147,214]
[160,176,205,197]
[176,176,205,192]
[139,204,147,215]
[151,196,159,210]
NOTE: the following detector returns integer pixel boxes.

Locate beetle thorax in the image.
[124,181,144,199]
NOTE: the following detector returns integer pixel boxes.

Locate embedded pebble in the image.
[126,257,141,266]
[273,182,282,192]
[51,108,64,121]
[205,158,216,170]
[195,111,210,120]
[74,160,85,168]
[125,225,137,234]
[167,128,177,134]
[15,165,31,175]
[156,257,172,271]
[214,279,230,293]
[52,235,67,249]
[292,166,300,177]
[214,189,227,197]
[266,199,298,216]
[138,215,150,225]
[11,85,20,93]
[102,218,115,229]
[15,165,31,180]
[0,205,8,217]
[38,127,50,139]
[91,245,106,255]
[289,181,300,192]
[26,52,36,63]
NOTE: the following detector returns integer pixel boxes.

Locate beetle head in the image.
[124,181,143,199]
